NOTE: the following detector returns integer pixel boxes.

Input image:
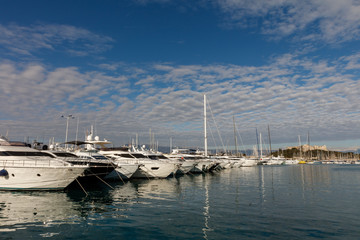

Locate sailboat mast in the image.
[267,125,272,158]
[233,116,238,156]
[169,137,172,154]
[307,131,311,161]
[204,94,208,157]
[260,133,263,159]
[149,128,151,150]
[256,128,260,158]
[298,135,302,159]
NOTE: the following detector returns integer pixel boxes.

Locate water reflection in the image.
[0,191,82,232]
[0,175,205,234]
[127,177,184,202]
[293,165,331,188]
[255,165,332,192]
[2,166,357,239]
[202,182,213,240]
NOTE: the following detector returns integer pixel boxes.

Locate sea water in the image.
[1,165,360,239]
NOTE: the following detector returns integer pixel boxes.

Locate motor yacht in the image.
[98,147,139,181]
[99,148,178,179]
[0,136,87,190]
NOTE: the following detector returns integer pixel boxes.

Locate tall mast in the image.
[149,128,151,150]
[256,128,260,158]
[307,131,311,161]
[267,125,272,158]
[298,135,302,159]
[260,133,263,159]
[233,116,238,156]
[204,94,208,157]
[169,137,172,154]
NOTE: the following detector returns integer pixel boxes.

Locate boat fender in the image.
[0,169,9,177]
[42,145,48,150]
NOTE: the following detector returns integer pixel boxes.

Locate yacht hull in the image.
[104,163,139,180]
[0,166,87,190]
[241,159,258,167]
[132,162,178,178]
[178,160,197,174]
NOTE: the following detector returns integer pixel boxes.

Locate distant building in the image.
[287,144,328,152]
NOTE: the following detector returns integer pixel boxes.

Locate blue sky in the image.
[1,0,360,151]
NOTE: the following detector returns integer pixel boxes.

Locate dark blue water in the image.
[1,165,360,239]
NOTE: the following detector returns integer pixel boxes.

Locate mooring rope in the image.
[75,178,88,196]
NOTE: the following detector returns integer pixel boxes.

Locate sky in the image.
[1,0,360,152]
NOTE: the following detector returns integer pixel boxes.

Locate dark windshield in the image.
[54,152,78,158]
[4,151,55,157]
[92,155,108,160]
[116,153,135,158]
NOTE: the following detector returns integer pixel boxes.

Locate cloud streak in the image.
[0,23,114,56]
[215,0,360,43]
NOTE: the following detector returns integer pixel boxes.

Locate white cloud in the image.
[1,51,360,148]
[0,23,114,57]
[215,0,360,43]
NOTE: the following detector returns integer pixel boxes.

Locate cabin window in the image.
[132,154,145,158]
[55,152,78,158]
[0,152,10,156]
[6,151,55,157]
[118,154,135,158]
[93,155,108,160]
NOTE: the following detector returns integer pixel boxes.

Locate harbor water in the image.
[1,165,360,239]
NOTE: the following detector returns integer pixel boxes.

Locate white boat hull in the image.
[241,159,258,167]
[196,160,214,172]
[178,160,197,174]
[104,163,139,180]
[132,162,178,178]
[0,166,87,190]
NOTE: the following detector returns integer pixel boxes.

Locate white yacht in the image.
[262,156,286,165]
[50,131,118,181]
[43,149,116,184]
[240,158,259,167]
[165,149,205,174]
[75,130,139,181]
[0,136,88,190]
[210,155,245,169]
[165,152,200,174]
[132,146,182,176]
[98,147,139,181]
[71,149,116,180]
[99,148,178,179]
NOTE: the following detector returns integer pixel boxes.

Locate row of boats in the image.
[1,131,354,191]
[0,131,264,191]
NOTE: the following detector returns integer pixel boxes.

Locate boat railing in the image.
[0,158,70,167]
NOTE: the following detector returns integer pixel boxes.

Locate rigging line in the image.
[206,97,226,153]
[234,121,246,154]
[138,164,151,180]
[258,132,267,157]
[207,119,218,154]
[261,133,270,155]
